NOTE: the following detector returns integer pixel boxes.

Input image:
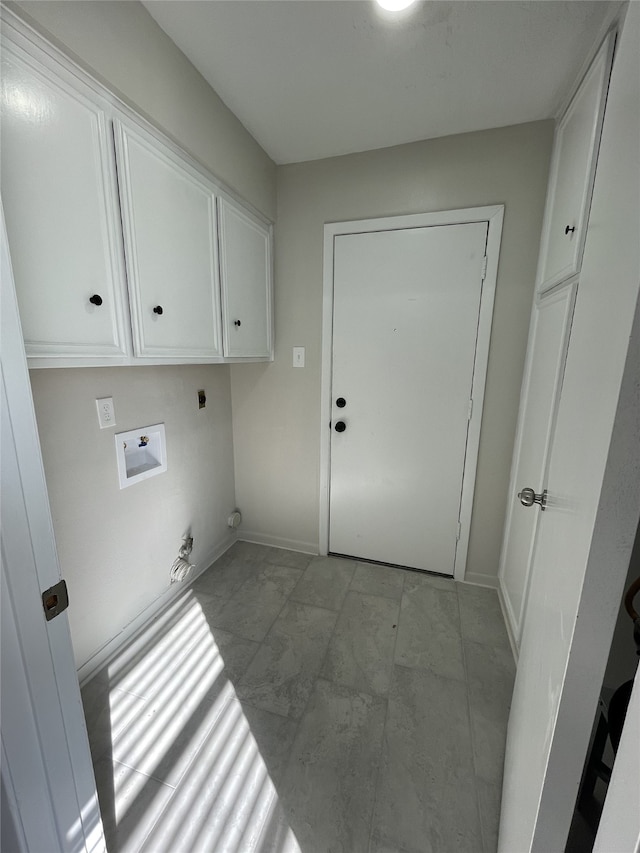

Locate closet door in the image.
[1,40,130,360]
[218,198,273,359]
[537,33,615,292]
[114,119,222,359]
[498,281,577,645]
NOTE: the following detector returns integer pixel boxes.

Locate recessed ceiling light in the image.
[375,0,418,11]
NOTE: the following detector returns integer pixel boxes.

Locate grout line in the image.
[110,756,178,790]
[459,592,489,853]
[202,555,304,646]
[257,559,359,799]
[366,568,407,853]
[286,595,350,615]
[296,562,357,712]
[273,561,361,773]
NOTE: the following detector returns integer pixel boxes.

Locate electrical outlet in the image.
[96,397,115,429]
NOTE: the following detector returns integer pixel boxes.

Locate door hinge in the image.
[42,579,69,622]
[481,256,488,280]
[456,521,462,541]
[468,398,473,421]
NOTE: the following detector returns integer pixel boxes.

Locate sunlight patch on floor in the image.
[96,589,300,853]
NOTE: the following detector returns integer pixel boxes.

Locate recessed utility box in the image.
[115,423,167,489]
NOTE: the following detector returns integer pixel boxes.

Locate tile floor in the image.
[81,542,515,853]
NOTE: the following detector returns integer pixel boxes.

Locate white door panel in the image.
[329,223,487,574]
[594,666,640,853]
[499,282,576,645]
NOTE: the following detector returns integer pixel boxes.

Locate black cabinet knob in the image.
[565,225,576,235]
[336,397,346,408]
[153,305,164,315]
[234,319,242,327]
[89,294,103,306]
[334,420,346,433]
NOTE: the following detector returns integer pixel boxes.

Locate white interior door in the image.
[1,207,104,852]
[499,281,577,646]
[329,222,487,575]
[499,6,640,849]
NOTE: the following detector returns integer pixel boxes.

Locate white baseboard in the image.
[497,581,520,663]
[77,531,237,686]
[462,571,499,589]
[237,530,318,556]
[463,571,518,663]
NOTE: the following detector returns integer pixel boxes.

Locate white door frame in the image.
[319,205,504,580]
[594,663,640,853]
[0,205,105,852]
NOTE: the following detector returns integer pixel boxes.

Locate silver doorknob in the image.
[518,487,547,511]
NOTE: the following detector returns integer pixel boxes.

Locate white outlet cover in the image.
[293,346,305,368]
[96,397,115,429]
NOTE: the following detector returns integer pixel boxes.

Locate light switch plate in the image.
[96,397,115,429]
[293,346,305,368]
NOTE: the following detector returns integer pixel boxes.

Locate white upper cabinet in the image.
[537,32,615,292]
[218,198,273,359]
[1,12,273,367]
[1,39,130,360]
[113,119,222,359]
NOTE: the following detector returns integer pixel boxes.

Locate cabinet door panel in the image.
[219,199,272,359]
[114,120,222,358]
[1,46,129,357]
[538,33,614,291]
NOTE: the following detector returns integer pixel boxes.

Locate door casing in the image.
[319,205,504,581]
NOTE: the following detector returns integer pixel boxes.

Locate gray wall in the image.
[231,121,554,582]
[12,0,276,667]
[30,367,235,667]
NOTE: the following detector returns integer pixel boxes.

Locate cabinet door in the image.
[498,281,577,646]
[114,119,222,359]
[538,33,615,291]
[1,42,129,359]
[218,198,273,359]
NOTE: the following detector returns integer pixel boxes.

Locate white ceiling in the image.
[142,0,613,165]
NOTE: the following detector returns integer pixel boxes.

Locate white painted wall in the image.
[8,1,276,668]
[232,122,554,581]
[29,366,235,667]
